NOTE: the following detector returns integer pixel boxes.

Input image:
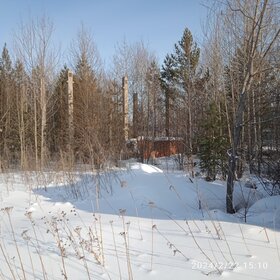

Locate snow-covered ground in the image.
[0,160,280,279]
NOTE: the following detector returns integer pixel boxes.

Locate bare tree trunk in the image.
[14,16,56,169]
[225,0,279,213]
[226,75,251,213]
[223,91,232,145]
[40,77,47,168]
[109,92,113,148]
[146,87,151,138]
[34,92,39,168]
[133,92,138,138]
[165,92,170,137]
[67,70,74,152]
[18,84,27,169]
[122,76,129,141]
[152,85,157,139]
[188,88,194,177]
[247,90,252,173]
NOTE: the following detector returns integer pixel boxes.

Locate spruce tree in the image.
[198,102,228,181]
[48,65,69,154]
[0,44,17,164]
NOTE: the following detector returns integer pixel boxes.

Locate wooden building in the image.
[136,137,184,160]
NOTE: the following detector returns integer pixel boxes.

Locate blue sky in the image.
[0,0,207,68]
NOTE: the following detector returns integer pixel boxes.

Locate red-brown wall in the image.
[138,139,184,159]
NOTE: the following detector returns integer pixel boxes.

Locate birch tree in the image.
[14,16,57,168]
[219,0,280,213]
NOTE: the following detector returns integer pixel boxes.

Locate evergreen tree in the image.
[0,44,17,164]
[73,39,106,166]
[161,54,177,137]
[48,65,69,154]
[161,27,202,157]
[198,102,228,181]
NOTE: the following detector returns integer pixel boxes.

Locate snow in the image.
[246,195,280,228]
[0,162,280,279]
[130,163,163,173]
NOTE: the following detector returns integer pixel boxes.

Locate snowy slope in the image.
[0,163,279,279]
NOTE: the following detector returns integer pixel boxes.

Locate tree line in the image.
[0,1,279,212]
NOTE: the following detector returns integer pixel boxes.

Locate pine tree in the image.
[161,28,200,148]
[161,54,177,137]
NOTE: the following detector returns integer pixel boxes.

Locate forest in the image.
[0,0,279,214]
